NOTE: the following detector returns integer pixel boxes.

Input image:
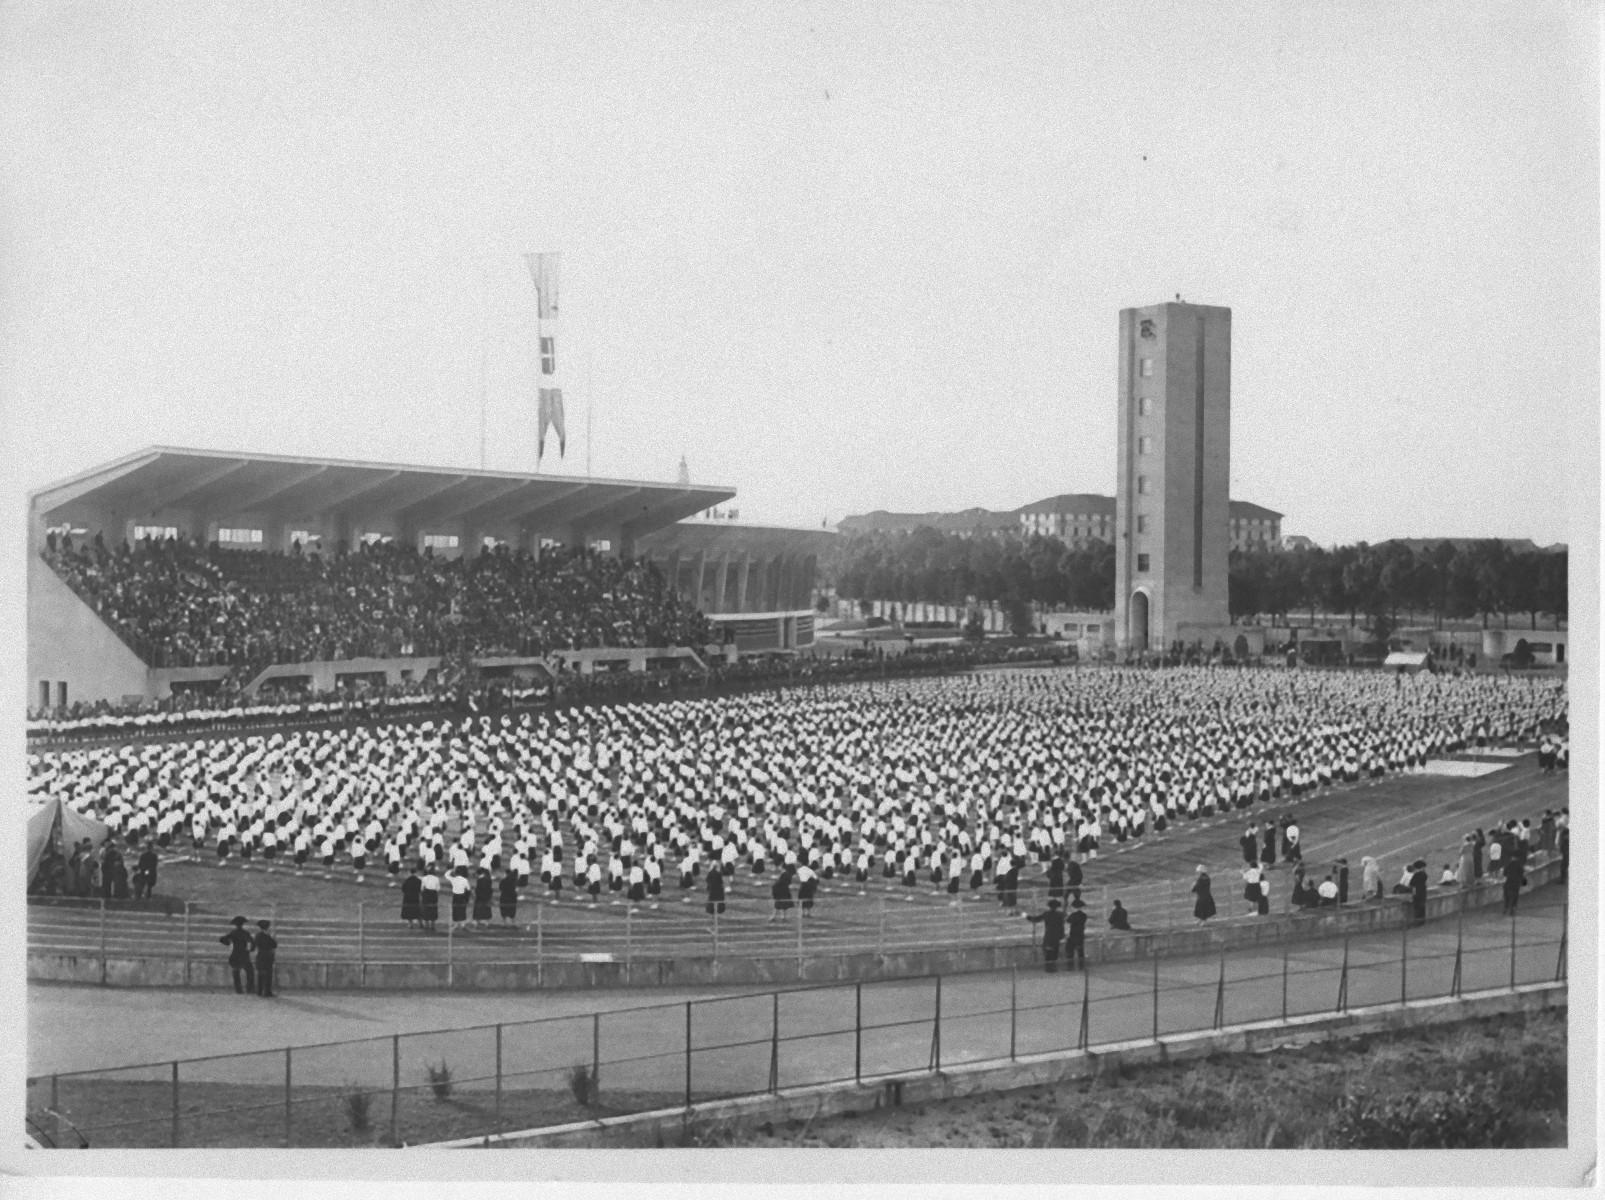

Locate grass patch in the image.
[684,1007,1566,1149]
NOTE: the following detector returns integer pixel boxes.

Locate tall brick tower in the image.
[1113,302,1231,652]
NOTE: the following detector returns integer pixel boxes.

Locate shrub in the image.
[568,1063,596,1108]
[425,1059,453,1102]
[342,1084,372,1133]
[1332,1083,1520,1149]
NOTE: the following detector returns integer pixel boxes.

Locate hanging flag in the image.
[525,253,561,320]
[538,387,567,460]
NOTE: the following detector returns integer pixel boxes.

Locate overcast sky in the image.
[2,2,1596,546]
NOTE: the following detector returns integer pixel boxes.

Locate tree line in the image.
[826,528,1566,637]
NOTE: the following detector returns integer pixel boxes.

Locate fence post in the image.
[877,896,886,956]
[358,901,366,987]
[1166,878,1174,930]
[182,902,192,987]
[1336,938,1349,1013]
[1400,918,1408,1006]
[930,976,942,1072]
[283,1047,292,1147]
[1450,917,1463,994]
[1078,965,1090,1050]
[1502,904,1515,988]
[446,912,454,988]
[1556,902,1568,982]
[592,1012,602,1103]
[535,900,544,980]
[390,1034,400,1146]
[494,1024,503,1130]
[796,901,804,970]
[684,1001,694,1108]
[712,904,719,960]
[1281,946,1289,1021]
[1009,967,1017,1061]
[1213,952,1226,1030]
[626,904,633,966]
[99,897,108,986]
[171,1061,180,1148]
[855,982,863,1082]
[768,992,779,1093]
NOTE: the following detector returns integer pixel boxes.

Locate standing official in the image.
[220,916,255,995]
[254,920,278,997]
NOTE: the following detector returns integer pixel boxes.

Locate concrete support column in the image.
[737,554,753,614]
[694,552,708,612]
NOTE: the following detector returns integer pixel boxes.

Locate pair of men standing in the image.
[219,916,278,997]
[1025,897,1088,972]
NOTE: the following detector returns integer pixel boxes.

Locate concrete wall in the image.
[27,862,1561,992]
[26,553,152,708]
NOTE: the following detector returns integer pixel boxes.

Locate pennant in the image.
[525,252,561,320]
[538,387,567,460]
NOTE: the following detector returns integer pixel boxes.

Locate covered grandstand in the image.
[28,447,807,707]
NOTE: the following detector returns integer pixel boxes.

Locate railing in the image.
[27,850,1563,981]
[25,893,1565,1148]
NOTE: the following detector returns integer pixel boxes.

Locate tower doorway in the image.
[1129,590,1150,653]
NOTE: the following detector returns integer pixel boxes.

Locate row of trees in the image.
[1230,540,1567,632]
[826,529,1567,636]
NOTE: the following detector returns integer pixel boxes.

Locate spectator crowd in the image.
[43,532,710,673]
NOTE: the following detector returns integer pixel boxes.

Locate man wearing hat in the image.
[219,916,255,995]
[1065,896,1090,970]
[254,920,278,997]
[1024,897,1066,973]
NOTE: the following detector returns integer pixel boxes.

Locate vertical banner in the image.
[525,252,566,463]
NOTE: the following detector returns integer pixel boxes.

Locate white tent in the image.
[1383,651,1431,672]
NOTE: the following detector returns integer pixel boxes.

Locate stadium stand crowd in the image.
[27,667,1567,914]
[42,532,710,671]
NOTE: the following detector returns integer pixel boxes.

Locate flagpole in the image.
[478,267,490,470]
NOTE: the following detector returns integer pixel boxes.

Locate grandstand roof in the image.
[638,518,837,557]
[30,446,735,537]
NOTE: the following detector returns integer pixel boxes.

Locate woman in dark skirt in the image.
[1190,865,1217,923]
[1261,825,1277,869]
[797,864,818,916]
[450,870,471,927]
[420,870,440,931]
[498,871,519,926]
[400,867,423,928]
[472,868,493,927]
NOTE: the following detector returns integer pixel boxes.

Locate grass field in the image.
[684,1008,1567,1149]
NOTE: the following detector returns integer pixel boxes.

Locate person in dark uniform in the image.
[705,866,726,916]
[1240,823,1259,866]
[768,868,795,922]
[472,868,494,927]
[498,871,519,926]
[220,916,255,995]
[1261,824,1277,869]
[1502,861,1526,916]
[1335,858,1350,906]
[1191,865,1217,923]
[1065,897,1089,970]
[135,846,159,901]
[450,869,471,928]
[400,867,423,929]
[254,920,278,997]
[998,860,1021,910]
[1107,899,1131,931]
[1024,898,1065,972]
[1408,859,1429,925]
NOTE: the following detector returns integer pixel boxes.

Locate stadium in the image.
[23,417,1570,1150]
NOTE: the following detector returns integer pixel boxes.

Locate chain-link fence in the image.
[27,894,1565,1148]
